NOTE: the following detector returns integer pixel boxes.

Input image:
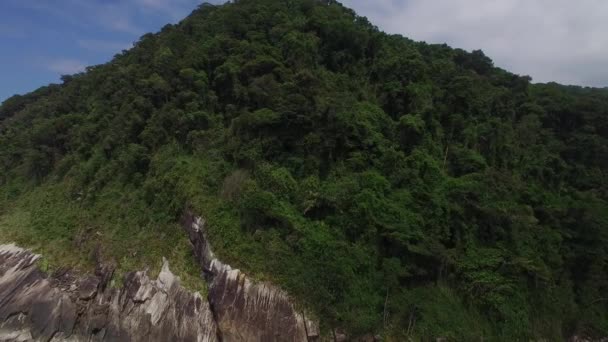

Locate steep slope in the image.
[0,0,607,340]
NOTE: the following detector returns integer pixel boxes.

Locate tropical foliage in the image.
[1,0,607,339]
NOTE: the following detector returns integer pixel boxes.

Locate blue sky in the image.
[1,0,607,103]
[0,0,214,102]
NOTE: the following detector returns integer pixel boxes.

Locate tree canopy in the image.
[1,0,607,340]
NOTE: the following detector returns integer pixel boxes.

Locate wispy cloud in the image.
[77,39,133,53]
[47,59,87,75]
[6,0,143,35]
[132,0,201,20]
[104,15,142,35]
[136,0,168,10]
[69,1,144,34]
[0,25,26,39]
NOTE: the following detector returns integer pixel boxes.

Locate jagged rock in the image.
[1,212,322,341]
[78,277,99,300]
[0,244,218,342]
[182,211,319,342]
[570,336,608,342]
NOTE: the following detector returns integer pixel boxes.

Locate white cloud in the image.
[47,59,86,75]
[343,0,608,87]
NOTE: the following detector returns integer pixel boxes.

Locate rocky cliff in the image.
[181,212,319,342]
[0,244,218,342]
[0,212,319,342]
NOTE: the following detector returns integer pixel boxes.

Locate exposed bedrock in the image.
[0,212,321,342]
[181,211,319,342]
[0,244,218,342]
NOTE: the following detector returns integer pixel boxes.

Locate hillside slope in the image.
[1,0,607,339]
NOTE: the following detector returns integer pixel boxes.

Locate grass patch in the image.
[0,180,207,294]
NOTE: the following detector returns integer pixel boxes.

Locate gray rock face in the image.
[0,212,321,342]
[182,212,319,342]
[0,244,218,342]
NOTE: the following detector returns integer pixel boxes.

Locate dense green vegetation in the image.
[1,0,607,339]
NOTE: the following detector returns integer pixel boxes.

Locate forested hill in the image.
[1,0,607,339]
